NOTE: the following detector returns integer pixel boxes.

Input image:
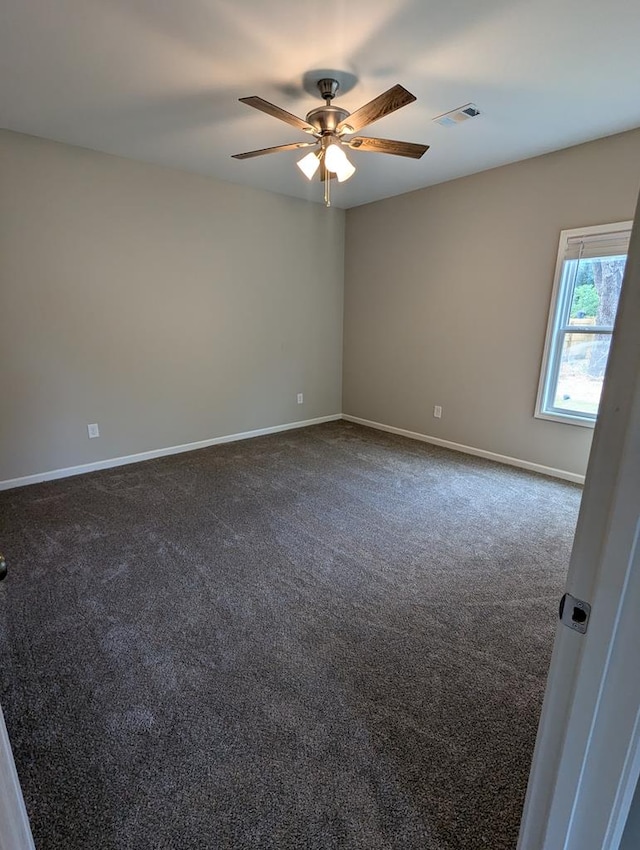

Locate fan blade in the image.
[347,137,429,159]
[239,96,315,133]
[337,84,416,134]
[232,141,316,160]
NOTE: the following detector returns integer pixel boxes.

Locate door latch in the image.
[559,593,591,634]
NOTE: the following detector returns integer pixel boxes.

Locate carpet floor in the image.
[0,421,581,850]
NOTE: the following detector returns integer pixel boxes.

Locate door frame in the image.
[518,193,640,848]
[0,704,36,850]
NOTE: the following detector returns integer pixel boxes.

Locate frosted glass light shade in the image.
[336,159,356,182]
[324,142,347,172]
[297,151,321,180]
[324,143,355,182]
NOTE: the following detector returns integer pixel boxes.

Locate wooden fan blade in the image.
[347,137,429,159]
[239,96,315,133]
[232,141,316,160]
[336,85,416,134]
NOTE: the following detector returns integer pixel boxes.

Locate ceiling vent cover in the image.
[433,103,480,127]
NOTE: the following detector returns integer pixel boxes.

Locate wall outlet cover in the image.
[87,423,100,438]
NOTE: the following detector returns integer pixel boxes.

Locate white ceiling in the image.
[2,0,639,209]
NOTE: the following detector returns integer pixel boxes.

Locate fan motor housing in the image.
[305,105,351,134]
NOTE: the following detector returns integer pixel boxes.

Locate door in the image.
[518,193,640,848]
[0,553,35,850]
[0,706,36,850]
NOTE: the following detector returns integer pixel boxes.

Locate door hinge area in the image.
[559,593,591,634]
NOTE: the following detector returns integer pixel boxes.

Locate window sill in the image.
[534,410,596,429]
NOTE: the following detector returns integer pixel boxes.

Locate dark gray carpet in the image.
[0,422,580,850]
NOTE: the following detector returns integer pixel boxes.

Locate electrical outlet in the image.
[297,393,304,404]
[433,405,442,419]
[87,423,100,439]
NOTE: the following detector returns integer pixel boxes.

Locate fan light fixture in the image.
[297,144,356,185]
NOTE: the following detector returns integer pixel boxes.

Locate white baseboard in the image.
[342,414,585,484]
[0,413,585,491]
[0,414,342,492]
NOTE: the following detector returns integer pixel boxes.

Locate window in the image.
[535,221,632,427]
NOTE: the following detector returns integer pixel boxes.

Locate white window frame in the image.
[535,221,632,428]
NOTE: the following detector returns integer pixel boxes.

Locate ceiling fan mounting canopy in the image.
[317,78,340,102]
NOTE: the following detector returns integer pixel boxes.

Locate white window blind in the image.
[564,230,631,260]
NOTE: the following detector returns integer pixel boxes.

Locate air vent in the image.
[433,103,480,127]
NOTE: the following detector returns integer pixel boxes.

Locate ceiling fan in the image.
[232,78,429,206]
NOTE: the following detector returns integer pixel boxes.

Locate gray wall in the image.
[0,130,344,482]
[343,128,640,477]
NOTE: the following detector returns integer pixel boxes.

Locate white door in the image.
[518,195,640,849]
[0,704,36,850]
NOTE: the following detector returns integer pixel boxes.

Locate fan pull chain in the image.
[324,162,331,207]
